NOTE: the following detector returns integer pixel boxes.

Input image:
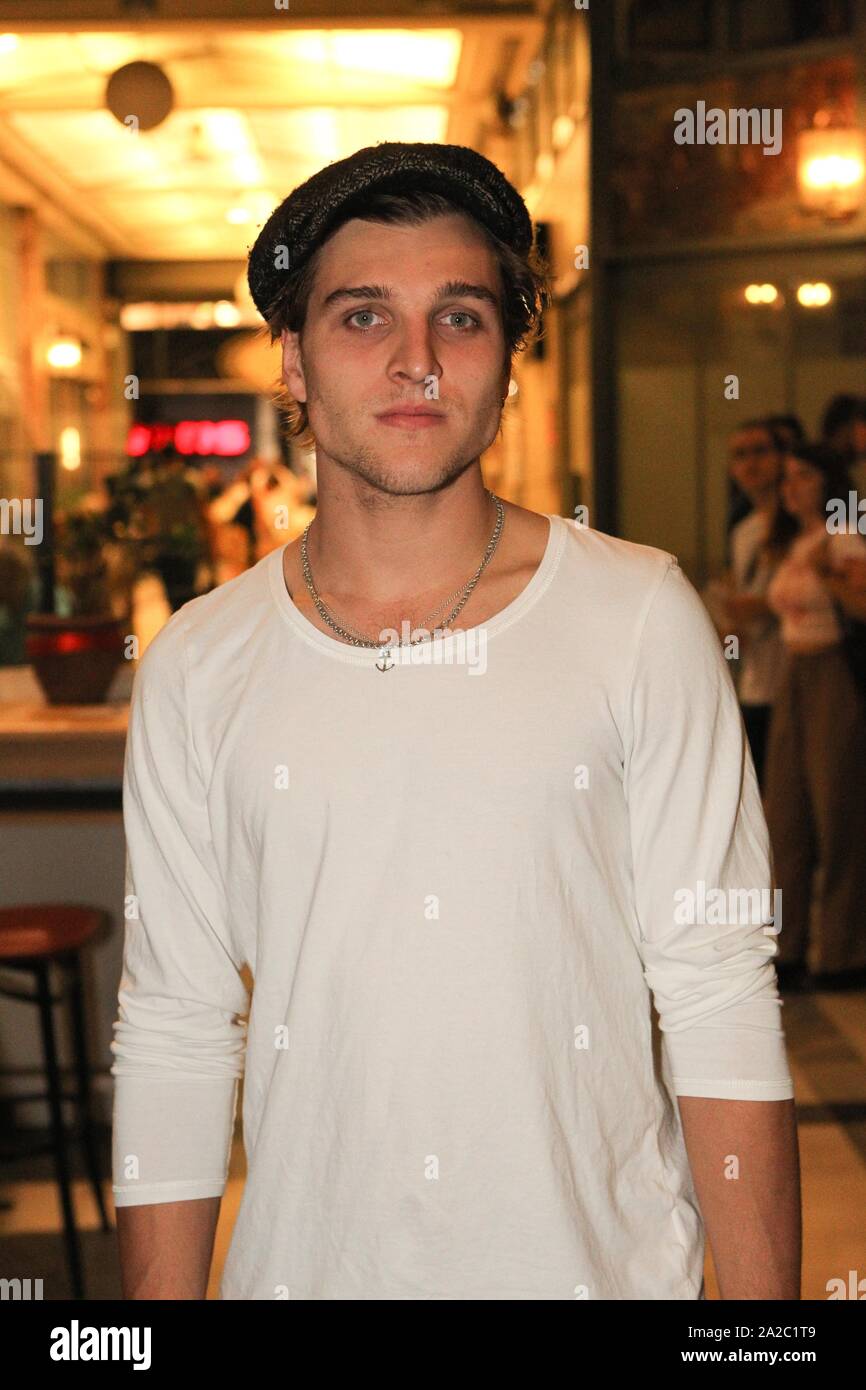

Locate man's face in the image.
[728,426,782,499]
[280,212,510,496]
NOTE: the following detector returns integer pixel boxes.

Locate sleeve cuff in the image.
[112,1175,229,1207]
[672,1076,795,1100]
[657,993,794,1102]
[111,1074,239,1205]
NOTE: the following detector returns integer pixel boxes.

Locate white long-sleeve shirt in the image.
[110,512,794,1300]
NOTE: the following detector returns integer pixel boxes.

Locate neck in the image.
[751,488,777,513]
[303,462,499,606]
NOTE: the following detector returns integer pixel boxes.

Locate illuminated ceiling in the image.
[0,23,539,259]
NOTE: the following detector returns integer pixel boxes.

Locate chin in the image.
[371,469,463,498]
[327,440,468,491]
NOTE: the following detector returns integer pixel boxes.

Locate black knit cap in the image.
[246,140,534,319]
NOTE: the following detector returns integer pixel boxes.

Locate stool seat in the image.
[0,904,106,960]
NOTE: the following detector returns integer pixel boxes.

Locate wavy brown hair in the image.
[262,188,552,448]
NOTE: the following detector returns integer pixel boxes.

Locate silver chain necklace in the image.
[300,490,505,671]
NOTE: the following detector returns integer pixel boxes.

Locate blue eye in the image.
[442,311,480,330]
[346,310,385,330]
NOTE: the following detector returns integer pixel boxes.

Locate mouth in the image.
[375,407,446,430]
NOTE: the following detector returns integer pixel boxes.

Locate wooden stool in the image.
[0,904,112,1299]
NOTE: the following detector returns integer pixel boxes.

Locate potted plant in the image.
[25,506,132,706]
[25,452,211,704]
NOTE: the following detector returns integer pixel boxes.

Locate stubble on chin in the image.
[309,392,505,498]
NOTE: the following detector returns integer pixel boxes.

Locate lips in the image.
[376,407,444,419]
[375,406,446,429]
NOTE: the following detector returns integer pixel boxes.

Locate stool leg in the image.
[35,961,84,1300]
[66,953,111,1231]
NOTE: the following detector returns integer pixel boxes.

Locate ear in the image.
[280,328,307,403]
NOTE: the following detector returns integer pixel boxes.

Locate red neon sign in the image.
[127,420,251,457]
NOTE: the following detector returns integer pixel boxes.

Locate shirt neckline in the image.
[267,510,568,665]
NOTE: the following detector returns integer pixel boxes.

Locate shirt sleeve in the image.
[622,555,794,1101]
[110,612,250,1206]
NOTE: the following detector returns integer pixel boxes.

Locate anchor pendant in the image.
[375,647,395,672]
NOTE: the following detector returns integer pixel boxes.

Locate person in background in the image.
[763,441,866,992]
[827,396,866,499]
[726,468,754,534]
[723,420,792,788]
[205,460,259,580]
[726,415,805,539]
[248,458,316,559]
[206,458,316,575]
[199,462,227,505]
[852,399,866,498]
[765,414,805,452]
[821,394,866,491]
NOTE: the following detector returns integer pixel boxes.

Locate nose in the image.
[386,317,442,393]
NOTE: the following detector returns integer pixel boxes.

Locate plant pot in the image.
[25,613,128,705]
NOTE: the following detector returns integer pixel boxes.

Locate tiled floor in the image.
[1,984,864,1300]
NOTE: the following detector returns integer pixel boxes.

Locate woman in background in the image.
[763,442,866,990]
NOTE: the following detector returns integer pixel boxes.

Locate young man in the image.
[112,142,800,1300]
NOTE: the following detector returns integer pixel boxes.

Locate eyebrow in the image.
[320,280,500,312]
